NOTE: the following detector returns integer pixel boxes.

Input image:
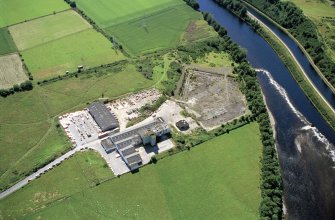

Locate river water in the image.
[197,0,335,219]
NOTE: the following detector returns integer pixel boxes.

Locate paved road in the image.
[0,138,103,200]
[248,12,335,115]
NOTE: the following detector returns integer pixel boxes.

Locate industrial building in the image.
[101,117,171,170]
[88,102,119,132]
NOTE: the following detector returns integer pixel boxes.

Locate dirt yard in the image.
[180,68,247,130]
[0,53,27,89]
[107,89,161,130]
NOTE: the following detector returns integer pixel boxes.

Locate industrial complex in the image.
[60,98,173,174]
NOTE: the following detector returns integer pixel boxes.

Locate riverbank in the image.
[242,0,335,94]
[261,90,288,218]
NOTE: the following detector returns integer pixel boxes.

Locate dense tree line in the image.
[244,0,335,87]
[213,0,260,30]
[177,9,283,218]
[0,80,33,97]
[183,0,200,10]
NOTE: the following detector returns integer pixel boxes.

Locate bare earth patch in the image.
[180,67,247,130]
[0,53,27,89]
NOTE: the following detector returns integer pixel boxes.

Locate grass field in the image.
[0,151,114,220]
[9,10,91,51]
[0,0,69,28]
[76,0,182,27]
[9,11,125,80]
[0,53,28,89]
[105,5,207,55]
[0,28,16,55]
[0,123,262,219]
[287,0,335,60]
[0,63,162,191]
[76,0,215,55]
[21,29,125,80]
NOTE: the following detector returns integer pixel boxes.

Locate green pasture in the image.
[0,27,16,55]
[0,0,69,28]
[0,123,262,219]
[76,0,182,28]
[105,5,203,55]
[0,151,113,220]
[21,29,125,80]
[9,10,91,51]
[0,63,161,191]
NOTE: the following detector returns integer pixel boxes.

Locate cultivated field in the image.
[0,28,16,55]
[0,0,69,28]
[0,53,28,89]
[76,0,182,27]
[0,63,162,191]
[9,10,91,51]
[9,10,125,80]
[287,0,335,60]
[106,5,204,55]
[0,123,262,220]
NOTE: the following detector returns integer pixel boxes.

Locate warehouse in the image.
[88,102,119,132]
[101,117,171,170]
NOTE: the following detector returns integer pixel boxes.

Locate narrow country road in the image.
[0,138,105,200]
[247,12,335,115]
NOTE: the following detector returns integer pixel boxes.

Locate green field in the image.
[8,11,125,80]
[0,123,262,219]
[0,28,16,55]
[76,0,215,55]
[76,0,182,27]
[21,29,125,80]
[0,0,69,28]
[0,64,162,191]
[9,10,91,51]
[0,151,114,220]
[106,5,206,55]
[287,0,335,60]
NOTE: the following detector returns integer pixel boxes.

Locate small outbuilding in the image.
[176,120,189,131]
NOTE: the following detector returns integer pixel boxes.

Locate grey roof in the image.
[88,102,118,132]
[126,154,142,165]
[121,147,137,157]
[101,138,115,152]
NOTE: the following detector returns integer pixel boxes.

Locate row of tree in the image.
[0,80,33,97]
[213,0,260,29]
[183,0,200,10]
[182,1,283,218]
[245,0,335,87]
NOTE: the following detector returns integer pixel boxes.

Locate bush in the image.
[20,80,33,91]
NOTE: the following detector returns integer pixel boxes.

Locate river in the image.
[197,0,335,219]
